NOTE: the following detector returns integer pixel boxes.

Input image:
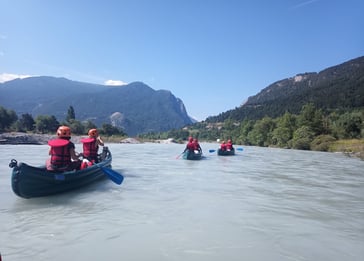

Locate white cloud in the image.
[104,79,127,86]
[0,73,33,83]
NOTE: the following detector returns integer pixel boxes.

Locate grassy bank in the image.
[329,139,364,160]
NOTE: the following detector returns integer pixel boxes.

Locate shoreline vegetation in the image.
[328,139,364,160]
[1,132,363,160]
[0,132,181,145]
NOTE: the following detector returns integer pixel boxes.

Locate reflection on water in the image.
[0,143,363,261]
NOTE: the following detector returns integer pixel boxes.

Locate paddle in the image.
[176,152,184,159]
[209,149,216,153]
[100,166,124,185]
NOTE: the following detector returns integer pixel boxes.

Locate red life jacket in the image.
[193,142,200,150]
[187,141,195,150]
[226,142,233,150]
[81,138,98,160]
[48,139,71,168]
[220,143,227,151]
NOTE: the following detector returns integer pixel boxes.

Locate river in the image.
[0,143,363,261]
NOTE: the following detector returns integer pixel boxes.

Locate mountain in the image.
[0,77,193,136]
[206,56,364,122]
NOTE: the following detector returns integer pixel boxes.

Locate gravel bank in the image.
[0,132,83,145]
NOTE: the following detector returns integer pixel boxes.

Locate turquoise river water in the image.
[0,143,363,261]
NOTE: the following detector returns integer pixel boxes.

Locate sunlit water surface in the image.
[0,143,363,261]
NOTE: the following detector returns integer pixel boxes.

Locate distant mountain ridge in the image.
[207,56,364,122]
[0,78,193,136]
[2,56,363,134]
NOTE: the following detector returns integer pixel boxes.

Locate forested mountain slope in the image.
[206,56,364,123]
[0,78,192,135]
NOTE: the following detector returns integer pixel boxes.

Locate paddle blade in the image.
[209,149,216,153]
[236,147,244,151]
[101,167,124,185]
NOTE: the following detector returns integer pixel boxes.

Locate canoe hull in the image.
[183,150,202,160]
[217,148,235,156]
[10,147,112,198]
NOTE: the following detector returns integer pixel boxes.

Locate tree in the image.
[17,113,35,132]
[291,126,315,150]
[0,106,18,131]
[100,123,126,136]
[66,106,76,122]
[167,129,190,140]
[83,120,98,132]
[67,119,85,135]
[271,112,296,147]
[238,120,254,145]
[272,127,292,148]
[297,103,324,135]
[247,117,276,146]
[35,115,59,134]
[333,112,363,139]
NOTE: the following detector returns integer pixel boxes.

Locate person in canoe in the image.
[220,140,227,151]
[226,139,234,151]
[193,138,202,153]
[81,128,104,163]
[46,125,82,171]
[183,136,195,153]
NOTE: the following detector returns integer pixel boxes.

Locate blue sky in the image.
[0,0,363,121]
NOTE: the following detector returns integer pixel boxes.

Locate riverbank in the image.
[329,139,364,160]
[0,132,54,145]
[0,132,171,145]
[1,132,363,160]
[0,132,101,145]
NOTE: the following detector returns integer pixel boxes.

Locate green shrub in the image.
[310,135,336,151]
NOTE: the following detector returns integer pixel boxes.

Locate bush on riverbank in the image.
[310,135,337,151]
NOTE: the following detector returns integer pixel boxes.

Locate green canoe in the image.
[183,150,203,160]
[217,148,235,156]
[9,147,113,198]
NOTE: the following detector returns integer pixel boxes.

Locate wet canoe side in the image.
[217,148,235,156]
[10,148,112,198]
[183,150,202,160]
